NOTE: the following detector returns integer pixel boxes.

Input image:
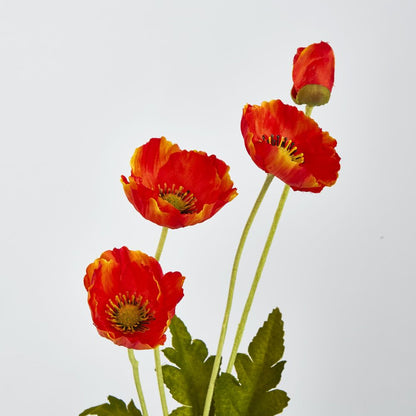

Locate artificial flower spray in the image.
[81,41,339,416]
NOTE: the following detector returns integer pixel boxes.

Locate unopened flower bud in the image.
[291,41,335,107]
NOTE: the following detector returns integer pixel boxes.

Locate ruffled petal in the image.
[130,137,180,187]
[122,138,237,228]
[241,99,340,192]
[84,247,185,350]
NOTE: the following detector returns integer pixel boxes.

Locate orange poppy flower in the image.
[291,41,335,106]
[241,99,340,193]
[84,247,185,350]
[121,137,237,229]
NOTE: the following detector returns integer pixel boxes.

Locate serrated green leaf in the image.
[127,400,142,416]
[248,307,284,365]
[169,406,194,416]
[163,316,216,416]
[255,389,290,415]
[163,365,193,406]
[79,395,142,416]
[214,308,289,416]
[213,373,242,416]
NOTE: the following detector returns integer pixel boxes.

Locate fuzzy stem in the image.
[226,184,290,372]
[128,349,150,416]
[202,174,274,416]
[305,105,313,117]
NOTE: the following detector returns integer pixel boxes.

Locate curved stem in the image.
[226,184,290,372]
[202,174,274,416]
[128,349,149,416]
[154,226,169,416]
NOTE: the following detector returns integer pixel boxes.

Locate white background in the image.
[1,1,415,415]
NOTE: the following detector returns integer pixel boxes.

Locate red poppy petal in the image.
[157,151,233,206]
[292,41,335,104]
[84,247,185,350]
[130,137,180,187]
[122,138,237,228]
[241,99,340,192]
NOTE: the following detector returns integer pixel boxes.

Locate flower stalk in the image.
[202,174,274,416]
[128,349,149,416]
[155,226,168,262]
[154,226,169,416]
[226,184,290,372]
[154,346,169,416]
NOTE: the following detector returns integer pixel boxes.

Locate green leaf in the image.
[162,316,216,416]
[214,308,289,416]
[212,373,242,416]
[169,406,194,416]
[248,306,284,365]
[79,395,142,416]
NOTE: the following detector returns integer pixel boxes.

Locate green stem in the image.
[202,174,274,416]
[154,226,169,416]
[305,105,313,117]
[128,349,149,416]
[226,184,290,372]
[154,346,169,416]
[155,226,168,261]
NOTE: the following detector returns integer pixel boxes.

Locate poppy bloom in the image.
[241,99,340,193]
[84,247,185,349]
[121,137,237,229]
[291,41,335,106]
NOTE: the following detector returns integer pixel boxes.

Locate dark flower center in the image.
[106,293,154,333]
[158,183,197,214]
[261,134,304,164]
